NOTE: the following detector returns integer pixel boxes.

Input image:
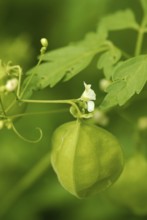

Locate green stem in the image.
[120,49,132,59]
[17,67,22,98]
[11,123,43,143]
[0,152,51,218]
[9,108,68,119]
[135,29,144,56]
[19,51,45,99]
[143,27,147,32]
[0,96,6,117]
[20,98,82,118]
[135,18,147,56]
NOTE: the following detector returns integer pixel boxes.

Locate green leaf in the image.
[97,9,139,35]
[97,46,121,79]
[100,55,147,109]
[22,33,106,98]
[140,0,147,16]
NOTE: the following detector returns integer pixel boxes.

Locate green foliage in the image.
[22,33,106,98]
[100,55,147,109]
[1,0,147,220]
[140,0,147,16]
[97,9,139,37]
[97,45,122,79]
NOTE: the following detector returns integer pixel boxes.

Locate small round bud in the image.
[93,109,109,126]
[5,78,18,92]
[138,117,147,130]
[40,38,48,48]
[99,78,111,91]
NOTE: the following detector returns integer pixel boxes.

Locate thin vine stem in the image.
[11,123,43,143]
[20,98,83,118]
[9,108,68,120]
[19,48,46,99]
[0,152,51,218]
[16,66,22,98]
[135,17,147,56]
[0,96,7,117]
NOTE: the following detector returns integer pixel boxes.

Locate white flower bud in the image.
[87,101,95,112]
[40,38,48,47]
[5,78,18,92]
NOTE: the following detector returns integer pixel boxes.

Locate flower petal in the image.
[87,101,95,112]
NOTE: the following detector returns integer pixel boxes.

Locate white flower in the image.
[87,101,95,112]
[81,82,96,101]
[5,78,18,92]
[80,82,96,113]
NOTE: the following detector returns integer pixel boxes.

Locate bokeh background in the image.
[0,0,147,220]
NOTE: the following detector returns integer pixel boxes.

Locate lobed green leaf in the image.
[97,9,139,36]
[100,55,147,109]
[97,45,121,79]
[22,33,106,98]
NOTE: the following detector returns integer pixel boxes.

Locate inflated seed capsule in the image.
[51,120,124,198]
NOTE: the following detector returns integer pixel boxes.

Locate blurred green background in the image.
[0,0,147,220]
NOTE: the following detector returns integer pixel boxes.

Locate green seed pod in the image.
[51,120,124,198]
